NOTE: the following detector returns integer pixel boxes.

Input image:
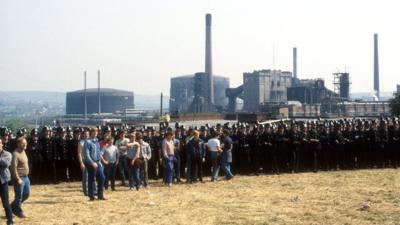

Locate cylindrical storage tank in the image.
[66,88,134,114]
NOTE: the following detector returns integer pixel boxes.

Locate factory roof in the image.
[67,88,133,95]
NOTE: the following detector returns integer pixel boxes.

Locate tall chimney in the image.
[293,47,297,79]
[84,71,87,119]
[98,70,101,114]
[205,13,214,104]
[374,33,380,100]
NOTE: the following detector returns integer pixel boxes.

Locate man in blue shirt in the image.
[221,129,234,180]
[83,127,105,201]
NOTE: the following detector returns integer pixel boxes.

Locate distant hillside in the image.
[0,91,168,110]
[350,91,395,101]
[135,94,169,110]
[0,91,65,104]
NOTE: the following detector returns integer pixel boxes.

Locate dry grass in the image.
[5,169,400,225]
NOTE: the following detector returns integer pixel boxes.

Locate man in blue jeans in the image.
[10,137,30,219]
[221,130,234,180]
[83,127,105,201]
[77,128,97,196]
[0,138,13,225]
[162,131,175,187]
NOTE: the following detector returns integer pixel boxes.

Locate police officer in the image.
[27,129,41,184]
[53,127,69,183]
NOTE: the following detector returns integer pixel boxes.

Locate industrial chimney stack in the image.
[205,13,214,104]
[293,47,298,79]
[98,70,101,114]
[374,33,380,100]
[84,71,87,119]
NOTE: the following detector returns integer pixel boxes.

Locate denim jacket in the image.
[83,138,101,164]
[0,150,12,184]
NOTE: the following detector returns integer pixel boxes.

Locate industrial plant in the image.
[169,14,230,114]
[169,14,391,119]
[57,14,393,125]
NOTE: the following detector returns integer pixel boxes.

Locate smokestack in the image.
[293,47,297,79]
[160,92,163,121]
[84,71,87,119]
[374,33,380,100]
[98,70,101,114]
[205,13,214,104]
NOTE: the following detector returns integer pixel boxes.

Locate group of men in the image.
[1,116,400,223]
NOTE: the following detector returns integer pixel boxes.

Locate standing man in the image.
[115,130,129,186]
[83,127,105,201]
[0,138,13,225]
[38,126,52,184]
[187,130,206,183]
[26,129,41,184]
[11,137,30,218]
[77,128,96,196]
[53,127,68,183]
[205,130,220,182]
[221,130,234,180]
[162,131,175,187]
[173,130,182,183]
[138,133,151,188]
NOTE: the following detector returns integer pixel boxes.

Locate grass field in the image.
[4,169,400,225]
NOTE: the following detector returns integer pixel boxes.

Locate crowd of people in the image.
[1,117,400,225]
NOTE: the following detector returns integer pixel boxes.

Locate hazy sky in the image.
[0,0,399,95]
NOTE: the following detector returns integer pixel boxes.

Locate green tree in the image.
[5,118,27,133]
[389,93,400,116]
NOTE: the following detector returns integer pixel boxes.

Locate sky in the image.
[0,0,399,95]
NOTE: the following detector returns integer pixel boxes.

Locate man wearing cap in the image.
[27,129,41,184]
[53,127,68,183]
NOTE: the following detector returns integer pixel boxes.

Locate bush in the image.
[389,93,400,117]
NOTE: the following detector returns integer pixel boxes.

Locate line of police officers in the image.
[0,117,399,185]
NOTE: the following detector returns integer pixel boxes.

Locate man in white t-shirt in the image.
[207,130,222,181]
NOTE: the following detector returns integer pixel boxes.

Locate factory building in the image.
[242,70,292,112]
[169,74,229,113]
[287,79,337,104]
[66,88,134,115]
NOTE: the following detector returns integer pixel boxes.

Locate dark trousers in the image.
[85,162,105,200]
[55,160,68,182]
[187,156,203,182]
[140,159,149,187]
[104,163,117,190]
[173,154,181,181]
[118,155,129,185]
[0,182,13,224]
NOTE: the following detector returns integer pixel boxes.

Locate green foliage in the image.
[389,93,400,116]
[4,118,27,133]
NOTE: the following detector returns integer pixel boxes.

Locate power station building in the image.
[287,78,338,104]
[66,88,134,114]
[242,70,292,112]
[169,74,229,113]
